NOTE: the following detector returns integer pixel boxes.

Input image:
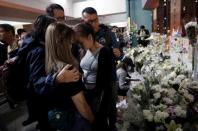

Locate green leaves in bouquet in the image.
[165,120,182,131]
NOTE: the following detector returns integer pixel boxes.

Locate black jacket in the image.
[0,42,8,66]
[94,46,113,130]
[96,24,120,81]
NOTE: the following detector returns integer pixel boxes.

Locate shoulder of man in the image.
[97,24,112,46]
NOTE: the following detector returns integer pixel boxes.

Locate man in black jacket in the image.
[0,24,15,66]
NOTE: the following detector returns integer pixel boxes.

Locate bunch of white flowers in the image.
[130,82,145,93]
[154,111,169,123]
[167,88,177,99]
[183,93,194,103]
[143,110,153,122]
[174,106,186,118]
[163,97,173,105]
[189,81,198,91]
[153,92,161,100]
[175,127,183,131]
[151,85,162,93]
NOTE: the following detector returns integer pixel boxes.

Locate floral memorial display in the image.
[117,35,198,131]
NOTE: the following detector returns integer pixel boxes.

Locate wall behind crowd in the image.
[127,0,152,32]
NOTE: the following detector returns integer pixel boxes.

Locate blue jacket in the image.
[19,35,84,109]
[96,24,119,49]
[18,36,57,96]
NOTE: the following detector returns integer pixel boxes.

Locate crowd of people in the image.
[0,3,138,131]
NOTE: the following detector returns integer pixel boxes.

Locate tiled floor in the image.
[0,102,38,131]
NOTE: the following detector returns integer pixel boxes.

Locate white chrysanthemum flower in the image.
[154,111,169,123]
[176,75,186,81]
[178,88,188,95]
[184,93,194,103]
[153,92,161,100]
[160,88,168,94]
[191,81,198,89]
[168,72,177,79]
[163,97,173,105]
[161,78,169,87]
[174,106,186,118]
[175,127,183,131]
[179,78,191,89]
[167,88,176,98]
[143,110,153,122]
[151,85,161,92]
[133,94,141,101]
[173,77,182,85]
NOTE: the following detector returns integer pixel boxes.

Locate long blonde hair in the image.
[45,22,78,74]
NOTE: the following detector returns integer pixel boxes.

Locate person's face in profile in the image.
[82,13,100,33]
[53,9,65,22]
[77,34,94,50]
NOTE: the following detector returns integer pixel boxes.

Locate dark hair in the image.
[74,23,96,41]
[32,15,56,42]
[17,28,26,35]
[122,57,134,72]
[0,24,15,35]
[82,7,97,15]
[46,3,64,17]
[140,25,145,29]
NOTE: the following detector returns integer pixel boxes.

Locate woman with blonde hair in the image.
[45,22,94,131]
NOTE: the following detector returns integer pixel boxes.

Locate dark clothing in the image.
[0,42,8,66]
[19,35,85,130]
[96,24,120,81]
[137,29,150,47]
[95,47,112,95]
[95,25,118,130]
[71,44,81,62]
[96,24,119,49]
[87,47,112,131]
